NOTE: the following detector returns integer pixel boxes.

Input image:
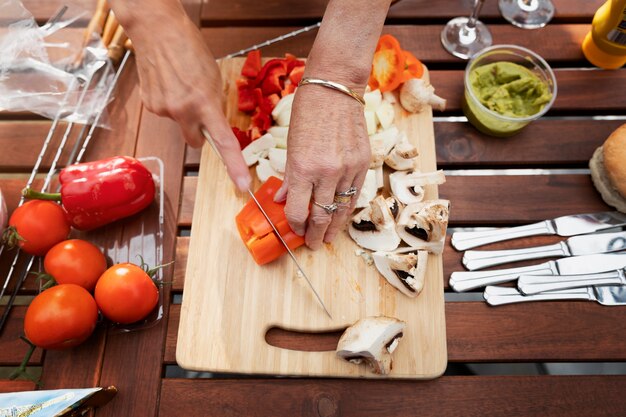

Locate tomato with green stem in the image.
[95,261,160,324]
[43,239,108,292]
[3,200,70,256]
[24,284,98,350]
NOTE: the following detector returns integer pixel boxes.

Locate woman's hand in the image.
[113,3,251,191]
[275,86,371,250]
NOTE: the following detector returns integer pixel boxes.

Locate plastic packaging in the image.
[0,386,117,416]
[582,0,626,69]
[0,0,114,125]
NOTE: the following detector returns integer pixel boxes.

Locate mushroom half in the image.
[384,132,419,171]
[336,316,406,375]
[389,170,446,205]
[349,195,401,251]
[396,199,450,254]
[373,251,428,297]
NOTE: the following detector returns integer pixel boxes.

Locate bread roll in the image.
[589,124,626,213]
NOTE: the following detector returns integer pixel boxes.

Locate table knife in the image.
[484,285,626,306]
[451,211,626,251]
[449,252,626,292]
[462,230,626,270]
[201,128,332,319]
[518,268,626,295]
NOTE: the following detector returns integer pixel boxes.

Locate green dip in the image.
[464,61,553,136]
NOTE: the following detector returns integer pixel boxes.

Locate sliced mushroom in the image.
[241,133,276,166]
[396,199,450,254]
[385,196,403,220]
[370,126,400,156]
[355,169,378,208]
[336,316,406,375]
[389,170,446,205]
[373,251,428,297]
[370,140,385,170]
[384,132,419,171]
[349,195,401,251]
[374,166,384,190]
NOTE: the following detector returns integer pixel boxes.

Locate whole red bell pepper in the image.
[23,156,155,231]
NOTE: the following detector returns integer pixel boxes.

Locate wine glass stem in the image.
[467,0,486,29]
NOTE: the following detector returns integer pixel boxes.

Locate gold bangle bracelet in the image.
[298,77,365,106]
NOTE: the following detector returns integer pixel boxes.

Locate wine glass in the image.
[499,0,555,29]
[441,0,493,60]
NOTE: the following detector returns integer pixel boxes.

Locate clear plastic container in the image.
[463,44,557,137]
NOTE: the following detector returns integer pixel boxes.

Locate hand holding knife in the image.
[201,127,333,320]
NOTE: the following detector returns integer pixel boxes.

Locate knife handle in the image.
[518,270,626,295]
[451,220,555,251]
[449,261,557,292]
[462,242,568,271]
[484,286,592,306]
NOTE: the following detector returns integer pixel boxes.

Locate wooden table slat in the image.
[0,380,36,393]
[165,300,626,362]
[201,0,603,22]
[0,306,43,366]
[160,376,626,417]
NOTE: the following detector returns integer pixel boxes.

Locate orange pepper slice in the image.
[368,34,405,92]
[401,50,424,82]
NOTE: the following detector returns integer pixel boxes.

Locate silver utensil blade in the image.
[593,285,626,305]
[555,253,626,275]
[552,211,626,237]
[201,128,332,319]
[566,230,626,256]
[483,285,626,306]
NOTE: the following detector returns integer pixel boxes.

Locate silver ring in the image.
[335,186,358,197]
[313,201,338,214]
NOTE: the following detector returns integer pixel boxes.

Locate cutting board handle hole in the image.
[265,326,346,352]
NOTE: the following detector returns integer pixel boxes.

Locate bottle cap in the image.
[582,32,626,70]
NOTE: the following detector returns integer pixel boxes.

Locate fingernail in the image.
[274,185,287,203]
[236,176,251,192]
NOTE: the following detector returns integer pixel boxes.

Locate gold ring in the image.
[333,194,352,205]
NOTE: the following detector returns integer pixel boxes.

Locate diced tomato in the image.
[232,127,252,150]
[242,50,262,78]
[288,65,305,86]
[236,176,305,265]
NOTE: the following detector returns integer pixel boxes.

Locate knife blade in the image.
[201,128,332,319]
[483,285,626,306]
[462,230,626,270]
[451,211,626,251]
[518,268,626,295]
[449,252,626,292]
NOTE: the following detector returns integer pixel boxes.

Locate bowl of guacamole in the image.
[463,45,557,137]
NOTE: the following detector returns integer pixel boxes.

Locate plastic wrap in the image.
[0,0,114,126]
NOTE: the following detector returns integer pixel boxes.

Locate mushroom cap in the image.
[389,170,446,205]
[373,251,428,297]
[349,196,401,251]
[336,316,406,375]
[396,199,450,254]
[355,169,378,208]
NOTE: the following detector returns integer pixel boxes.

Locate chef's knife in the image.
[449,252,626,292]
[451,211,626,251]
[518,268,626,295]
[484,285,626,306]
[201,128,332,319]
[462,230,626,270]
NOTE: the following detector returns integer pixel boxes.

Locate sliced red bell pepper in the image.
[401,50,424,82]
[252,59,287,87]
[241,50,262,78]
[368,34,405,93]
[232,127,252,150]
[236,176,304,265]
[281,82,296,97]
[261,64,287,96]
[237,82,257,113]
[285,53,305,74]
[288,65,305,86]
[250,107,272,133]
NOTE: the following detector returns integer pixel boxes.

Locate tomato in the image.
[235,176,305,265]
[24,284,98,350]
[44,239,107,292]
[4,200,70,256]
[95,263,159,324]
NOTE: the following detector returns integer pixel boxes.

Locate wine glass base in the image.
[440,17,493,60]
[499,0,555,29]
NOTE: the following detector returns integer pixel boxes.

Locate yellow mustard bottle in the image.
[583,0,626,69]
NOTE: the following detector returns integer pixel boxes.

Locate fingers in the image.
[284,178,313,237]
[322,176,357,244]
[305,178,338,250]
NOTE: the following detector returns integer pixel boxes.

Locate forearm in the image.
[305,0,392,93]
[107,0,195,47]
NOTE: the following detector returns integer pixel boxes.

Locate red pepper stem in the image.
[22,187,62,202]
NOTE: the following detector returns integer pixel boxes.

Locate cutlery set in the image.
[450,211,626,306]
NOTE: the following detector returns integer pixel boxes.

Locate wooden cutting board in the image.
[177,58,447,378]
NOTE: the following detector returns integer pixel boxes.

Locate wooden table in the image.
[2,0,626,415]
